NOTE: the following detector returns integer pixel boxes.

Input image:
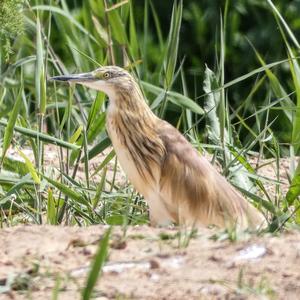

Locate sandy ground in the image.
[0,225,300,300]
[0,146,299,299]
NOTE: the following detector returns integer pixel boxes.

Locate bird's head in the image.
[50,66,133,99]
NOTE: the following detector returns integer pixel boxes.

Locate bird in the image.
[51,66,265,229]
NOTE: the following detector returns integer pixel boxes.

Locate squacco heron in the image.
[51,66,265,229]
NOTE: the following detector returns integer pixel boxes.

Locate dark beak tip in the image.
[48,76,69,82]
[48,73,94,83]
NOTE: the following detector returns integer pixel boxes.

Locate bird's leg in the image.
[147,197,174,227]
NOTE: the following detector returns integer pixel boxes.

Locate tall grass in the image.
[0,0,299,230]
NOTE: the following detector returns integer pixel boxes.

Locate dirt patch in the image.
[0,225,300,299]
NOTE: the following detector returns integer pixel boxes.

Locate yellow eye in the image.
[103,72,110,79]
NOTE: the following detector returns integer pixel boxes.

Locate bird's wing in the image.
[157,120,263,228]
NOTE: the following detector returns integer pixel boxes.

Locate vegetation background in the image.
[0,0,300,230]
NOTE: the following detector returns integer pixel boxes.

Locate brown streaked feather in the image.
[158,120,264,228]
[108,81,166,182]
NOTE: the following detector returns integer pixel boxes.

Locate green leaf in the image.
[0,175,34,207]
[227,145,271,200]
[92,16,109,46]
[149,0,164,51]
[69,125,83,144]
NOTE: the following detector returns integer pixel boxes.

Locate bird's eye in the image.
[103,72,110,79]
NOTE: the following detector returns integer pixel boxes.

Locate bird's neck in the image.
[106,85,158,127]
[106,86,165,181]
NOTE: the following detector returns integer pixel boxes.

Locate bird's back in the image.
[157,120,265,229]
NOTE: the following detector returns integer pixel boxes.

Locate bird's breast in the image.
[106,116,159,199]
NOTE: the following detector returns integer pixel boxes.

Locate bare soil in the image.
[0,146,299,300]
[1,225,300,300]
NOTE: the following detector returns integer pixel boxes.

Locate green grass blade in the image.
[267,0,300,49]
[69,125,83,144]
[0,119,79,150]
[18,150,41,184]
[129,2,139,60]
[107,6,127,45]
[92,167,107,209]
[287,48,300,153]
[92,149,115,177]
[47,188,57,225]
[82,227,111,300]
[2,155,28,176]
[286,160,300,206]
[250,42,294,122]
[235,185,276,216]
[142,81,204,115]
[163,0,182,88]
[1,83,23,166]
[87,92,106,130]
[149,0,164,51]
[36,16,46,115]
[32,5,99,44]
[84,136,111,161]
[87,112,106,143]
[43,175,88,206]
[196,57,299,100]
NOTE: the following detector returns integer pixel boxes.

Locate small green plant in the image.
[236,268,276,299]
[158,227,197,248]
[210,267,276,299]
[0,0,24,60]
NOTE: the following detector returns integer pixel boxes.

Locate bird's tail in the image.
[206,172,266,230]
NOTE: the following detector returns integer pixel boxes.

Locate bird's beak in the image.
[49,72,96,83]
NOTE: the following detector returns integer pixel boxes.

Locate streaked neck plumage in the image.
[105,78,165,181]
